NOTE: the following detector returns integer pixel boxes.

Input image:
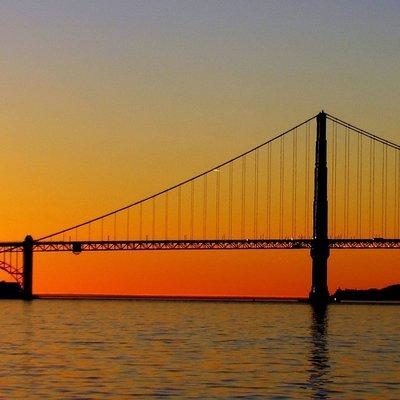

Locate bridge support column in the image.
[309,112,330,304]
[23,235,33,300]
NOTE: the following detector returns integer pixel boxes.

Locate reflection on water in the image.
[0,300,399,398]
[309,304,330,400]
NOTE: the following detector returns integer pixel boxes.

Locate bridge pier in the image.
[309,112,330,304]
[23,235,33,300]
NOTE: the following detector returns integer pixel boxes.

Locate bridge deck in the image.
[1,239,400,252]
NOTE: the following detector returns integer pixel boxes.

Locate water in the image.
[0,300,399,399]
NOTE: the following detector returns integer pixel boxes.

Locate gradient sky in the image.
[1,1,400,296]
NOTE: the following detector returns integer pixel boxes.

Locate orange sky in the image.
[1,2,399,296]
[13,249,395,297]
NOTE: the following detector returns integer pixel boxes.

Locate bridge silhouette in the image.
[1,112,399,303]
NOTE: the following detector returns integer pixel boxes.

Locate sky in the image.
[1,1,400,296]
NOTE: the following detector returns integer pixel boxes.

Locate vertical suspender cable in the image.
[126,208,130,240]
[291,130,296,237]
[216,170,220,239]
[268,145,272,238]
[165,192,168,240]
[279,136,283,238]
[190,181,194,240]
[356,133,360,237]
[178,186,182,240]
[385,147,388,237]
[254,149,259,238]
[152,198,155,240]
[383,146,388,236]
[266,144,271,238]
[346,128,350,236]
[279,135,285,238]
[397,152,400,237]
[329,122,334,236]
[294,129,297,237]
[395,152,398,237]
[333,122,337,236]
[359,135,363,236]
[113,213,117,240]
[203,175,207,239]
[371,141,375,237]
[381,145,385,236]
[229,163,233,239]
[346,127,351,236]
[368,140,372,237]
[346,129,351,237]
[305,123,310,237]
[241,156,246,239]
[139,203,143,240]
[343,127,348,237]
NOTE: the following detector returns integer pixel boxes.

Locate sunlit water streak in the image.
[0,300,399,399]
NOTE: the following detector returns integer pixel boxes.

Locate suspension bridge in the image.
[1,112,399,303]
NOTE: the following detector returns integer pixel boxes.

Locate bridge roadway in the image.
[1,238,400,252]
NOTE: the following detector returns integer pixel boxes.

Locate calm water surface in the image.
[0,300,399,399]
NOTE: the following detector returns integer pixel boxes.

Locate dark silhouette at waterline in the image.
[333,284,400,302]
[0,281,22,299]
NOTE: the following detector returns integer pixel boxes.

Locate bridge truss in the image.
[2,237,400,253]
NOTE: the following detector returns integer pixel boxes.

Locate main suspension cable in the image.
[37,114,317,241]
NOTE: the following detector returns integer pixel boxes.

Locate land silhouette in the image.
[0,281,22,299]
[1,279,400,301]
[333,284,400,302]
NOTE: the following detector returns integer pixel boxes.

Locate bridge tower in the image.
[23,235,33,300]
[309,111,330,304]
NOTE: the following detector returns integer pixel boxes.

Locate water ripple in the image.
[0,300,399,398]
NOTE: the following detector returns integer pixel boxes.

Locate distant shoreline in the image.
[36,294,304,302]
[32,294,400,304]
